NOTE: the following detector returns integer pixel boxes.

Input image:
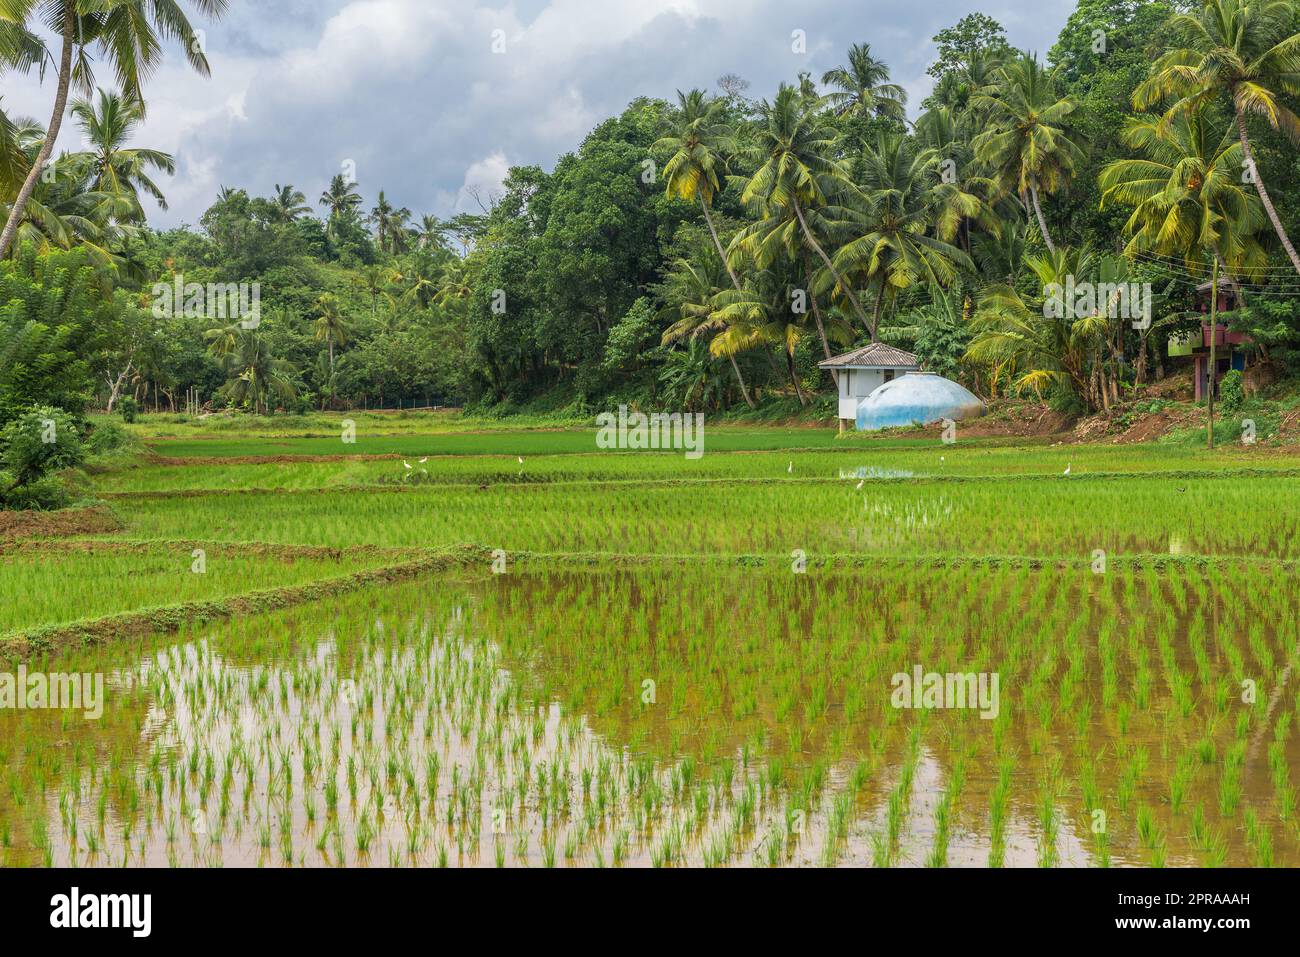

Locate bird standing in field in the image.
[518,456,524,465]
[403,461,412,470]
[855,480,864,490]
[419,457,428,464]
[1064,464,1071,476]
[787,462,793,474]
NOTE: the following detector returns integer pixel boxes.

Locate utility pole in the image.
[1207,256,1218,450]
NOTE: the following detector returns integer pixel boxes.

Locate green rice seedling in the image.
[1218,744,1245,816]
[1168,754,1195,815]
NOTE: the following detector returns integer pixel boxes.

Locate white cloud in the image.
[454,152,512,214]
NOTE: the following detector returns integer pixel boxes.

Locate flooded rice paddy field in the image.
[101,473,1300,560]
[2,433,1298,867]
[93,442,1300,493]
[2,564,1298,868]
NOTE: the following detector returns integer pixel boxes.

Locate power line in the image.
[1124,248,1300,276]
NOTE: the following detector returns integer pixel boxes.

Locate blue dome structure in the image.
[855,372,986,431]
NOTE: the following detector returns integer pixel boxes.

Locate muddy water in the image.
[2,567,1297,868]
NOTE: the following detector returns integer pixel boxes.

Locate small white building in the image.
[818,343,920,423]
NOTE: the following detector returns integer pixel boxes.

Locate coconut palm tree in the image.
[203,321,242,362]
[707,270,813,405]
[1100,106,1268,277]
[64,89,173,221]
[657,253,735,352]
[0,103,25,197]
[655,90,736,281]
[0,0,229,260]
[271,183,310,223]
[221,331,297,415]
[927,47,1011,114]
[972,54,1084,253]
[1133,0,1300,274]
[967,247,1110,406]
[319,174,362,243]
[354,263,390,320]
[319,174,362,216]
[390,249,444,310]
[914,103,1003,251]
[728,175,864,366]
[414,214,446,251]
[736,84,874,333]
[0,17,42,74]
[434,257,473,314]
[0,110,121,259]
[654,88,754,407]
[973,220,1028,283]
[658,338,726,412]
[833,133,976,340]
[370,190,411,255]
[313,293,351,374]
[820,42,907,122]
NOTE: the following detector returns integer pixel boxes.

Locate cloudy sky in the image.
[3,0,1077,228]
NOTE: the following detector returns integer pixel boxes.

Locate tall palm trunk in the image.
[870,284,885,342]
[787,350,807,406]
[701,195,740,290]
[1028,183,1055,254]
[791,197,874,337]
[725,354,752,408]
[699,192,756,409]
[795,254,837,361]
[803,255,839,384]
[1235,107,1300,276]
[0,1,76,260]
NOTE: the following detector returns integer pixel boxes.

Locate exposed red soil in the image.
[0,505,122,540]
[897,398,1076,441]
[1070,405,1204,443]
[148,453,401,465]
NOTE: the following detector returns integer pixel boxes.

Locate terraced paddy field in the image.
[2,419,1298,868]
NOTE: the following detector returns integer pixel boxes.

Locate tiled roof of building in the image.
[817,343,919,369]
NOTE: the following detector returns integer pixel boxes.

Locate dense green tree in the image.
[0,244,122,423]
[927,14,1012,82]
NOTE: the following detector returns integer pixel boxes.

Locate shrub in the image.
[1,406,85,486]
[1219,370,1244,413]
[85,420,132,456]
[118,396,139,423]
[1048,386,1088,418]
[2,474,72,510]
